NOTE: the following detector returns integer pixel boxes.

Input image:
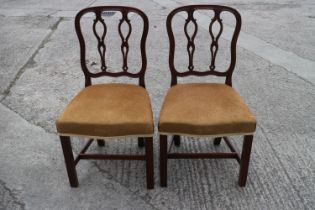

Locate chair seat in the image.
[158,83,256,136]
[56,84,154,138]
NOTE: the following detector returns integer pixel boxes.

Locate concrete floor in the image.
[0,0,314,209]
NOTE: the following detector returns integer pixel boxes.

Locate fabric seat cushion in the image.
[158,83,256,136]
[56,84,154,137]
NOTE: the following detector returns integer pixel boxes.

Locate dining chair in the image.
[159,5,256,187]
[56,6,154,189]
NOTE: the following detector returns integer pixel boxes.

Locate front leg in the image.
[60,136,79,187]
[239,135,253,187]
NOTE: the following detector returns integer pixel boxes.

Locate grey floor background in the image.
[0,0,314,209]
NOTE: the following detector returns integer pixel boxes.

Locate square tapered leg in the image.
[97,139,105,147]
[213,137,222,145]
[239,135,253,187]
[138,137,145,147]
[60,136,79,187]
[173,135,180,147]
[160,135,168,187]
[145,137,154,189]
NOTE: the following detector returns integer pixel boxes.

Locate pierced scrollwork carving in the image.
[166,5,241,86]
[93,11,107,71]
[209,10,223,71]
[184,9,198,71]
[75,6,149,88]
[118,11,132,72]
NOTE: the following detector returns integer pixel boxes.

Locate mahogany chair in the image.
[159,5,256,187]
[56,6,154,189]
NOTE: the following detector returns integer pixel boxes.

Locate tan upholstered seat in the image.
[56,83,154,138]
[158,83,256,136]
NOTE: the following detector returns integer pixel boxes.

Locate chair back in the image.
[75,6,149,87]
[166,5,241,86]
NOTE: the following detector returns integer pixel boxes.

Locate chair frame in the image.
[59,6,153,189]
[160,5,254,187]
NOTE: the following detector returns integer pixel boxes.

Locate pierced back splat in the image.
[75,6,149,88]
[209,9,223,71]
[93,10,107,71]
[166,5,241,86]
[184,9,198,71]
[118,11,132,72]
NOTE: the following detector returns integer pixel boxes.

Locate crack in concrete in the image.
[0,17,65,134]
[0,179,26,210]
[88,0,98,7]
[257,124,309,209]
[0,102,54,134]
[1,17,64,102]
[92,161,159,210]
